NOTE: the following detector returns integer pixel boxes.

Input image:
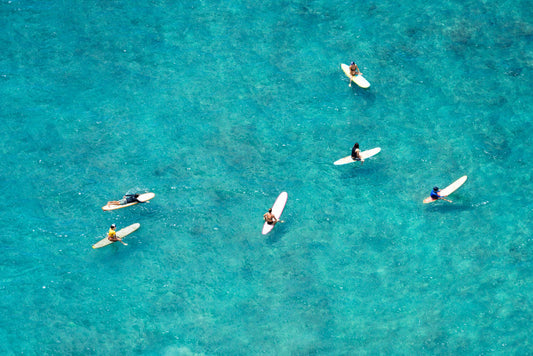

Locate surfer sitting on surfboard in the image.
[107,224,126,245]
[107,193,141,206]
[108,224,117,240]
[351,143,364,164]
[263,208,278,226]
[431,187,441,200]
[349,62,361,76]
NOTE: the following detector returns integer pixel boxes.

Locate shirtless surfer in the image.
[263,208,278,226]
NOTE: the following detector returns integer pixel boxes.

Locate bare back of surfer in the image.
[263,208,278,226]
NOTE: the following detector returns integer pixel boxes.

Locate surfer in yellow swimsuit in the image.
[107,224,127,245]
[349,62,361,76]
[263,208,278,226]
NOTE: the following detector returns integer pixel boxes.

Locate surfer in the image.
[430,187,441,200]
[263,208,278,226]
[351,143,364,164]
[349,61,361,76]
[107,193,141,206]
[107,224,127,245]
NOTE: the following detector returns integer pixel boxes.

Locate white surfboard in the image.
[423,176,468,203]
[102,192,155,211]
[92,223,140,249]
[334,147,381,165]
[262,192,288,235]
[341,63,370,88]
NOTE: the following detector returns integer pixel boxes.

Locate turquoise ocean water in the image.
[1,0,532,354]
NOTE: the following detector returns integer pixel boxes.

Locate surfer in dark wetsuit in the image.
[349,61,361,76]
[107,193,141,206]
[351,143,364,164]
[263,208,278,226]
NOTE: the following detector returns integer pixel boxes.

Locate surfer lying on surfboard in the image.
[352,143,364,164]
[263,208,278,226]
[107,224,127,245]
[107,193,141,206]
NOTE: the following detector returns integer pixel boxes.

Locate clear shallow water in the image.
[1,0,532,354]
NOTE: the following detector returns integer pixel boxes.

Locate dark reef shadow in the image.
[265,225,286,244]
[352,85,376,103]
[339,165,379,180]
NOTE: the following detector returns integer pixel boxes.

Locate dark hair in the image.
[268,208,272,213]
[433,187,439,191]
[354,143,359,148]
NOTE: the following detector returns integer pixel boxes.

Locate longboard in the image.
[92,223,140,249]
[341,63,370,88]
[262,192,288,235]
[334,147,381,165]
[423,176,468,203]
[102,192,155,211]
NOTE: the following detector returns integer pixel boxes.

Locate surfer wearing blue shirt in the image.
[351,143,364,164]
[107,193,140,206]
[430,187,441,200]
[349,62,361,76]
